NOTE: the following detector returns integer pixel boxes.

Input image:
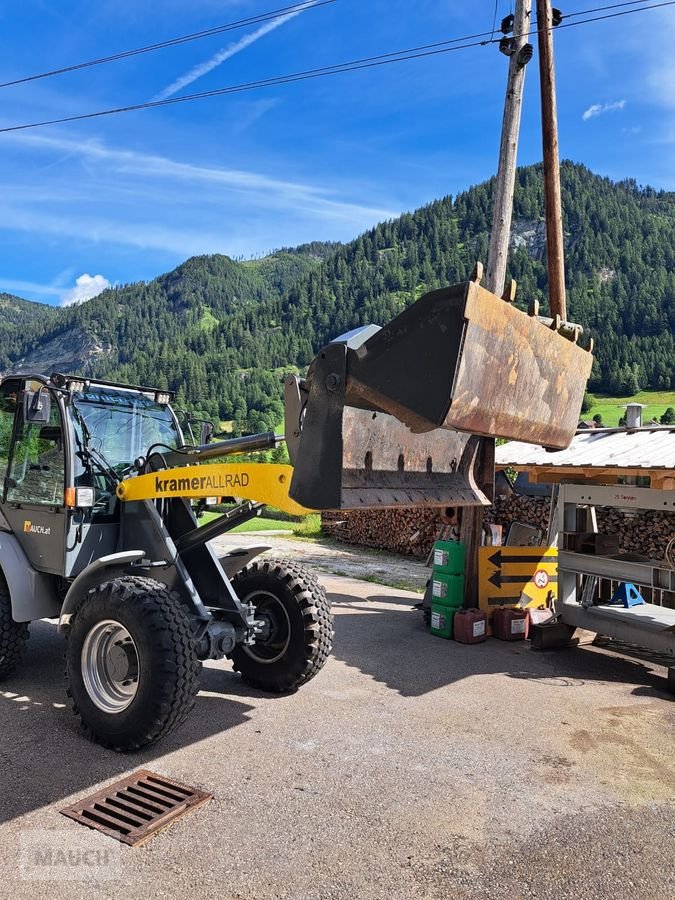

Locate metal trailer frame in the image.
[554,483,675,689]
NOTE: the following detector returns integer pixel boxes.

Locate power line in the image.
[0,0,336,90]
[564,0,657,16]
[0,34,495,134]
[489,0,501,41]
[0,0,671,135]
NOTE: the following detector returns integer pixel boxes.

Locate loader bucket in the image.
[285,275,592,511]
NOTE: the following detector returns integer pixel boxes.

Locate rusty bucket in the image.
[286,275,592,511]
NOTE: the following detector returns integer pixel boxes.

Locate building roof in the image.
[496,426,675,474]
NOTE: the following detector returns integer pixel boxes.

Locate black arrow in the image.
[488,570,558,590]
[488,550,556,567]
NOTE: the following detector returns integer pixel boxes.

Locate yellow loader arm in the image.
[116,463,312,517]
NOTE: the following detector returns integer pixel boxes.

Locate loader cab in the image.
[0,374,182,579]
[0,375,68,575]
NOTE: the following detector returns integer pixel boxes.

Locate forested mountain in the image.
[0,293,60,371]
[1,163,673,433]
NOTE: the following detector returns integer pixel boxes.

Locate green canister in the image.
[430,572,464,608]
[432,540,465,576]
[430,604,455,639]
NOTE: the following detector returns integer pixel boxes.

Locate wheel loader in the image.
[0,271,591,751]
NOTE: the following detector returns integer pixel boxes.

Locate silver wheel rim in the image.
[242,590,291,664]
[81,619,140,713]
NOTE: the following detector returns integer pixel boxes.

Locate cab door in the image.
[0,378,21,532]
[2,379,67,575]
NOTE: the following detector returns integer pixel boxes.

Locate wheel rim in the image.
[81,619,140,713]
[242,590,291,664]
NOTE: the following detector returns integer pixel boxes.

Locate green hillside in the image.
[1,163,673,433]
[0,293,61,371]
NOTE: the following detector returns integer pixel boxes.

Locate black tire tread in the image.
[66,576,200,751]
[0,570,29,680]
[231,558,333,693]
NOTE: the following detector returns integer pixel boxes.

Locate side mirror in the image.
[24,389,51,424]
[200,421,215,445]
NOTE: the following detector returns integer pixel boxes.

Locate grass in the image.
[584,389,675,427]
[198,511,292,532]
[198,306,218,332]
[290,513,322,538]
[327,570,425,594]
[198,509,322,535]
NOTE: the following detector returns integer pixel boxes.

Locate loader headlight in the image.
[155,391,171,405]
[64,487,95,508]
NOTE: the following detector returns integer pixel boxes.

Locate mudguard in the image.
[0,531,60,622]
[58,550,145,631]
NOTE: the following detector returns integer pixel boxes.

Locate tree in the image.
[661,407,675,425]
[581,392,594,413]
[592,413,603,427]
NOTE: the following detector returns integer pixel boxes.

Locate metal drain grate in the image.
[60,770,212,846]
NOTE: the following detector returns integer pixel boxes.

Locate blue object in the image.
[609,583,645,608]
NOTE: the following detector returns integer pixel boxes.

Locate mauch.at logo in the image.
[23,521,51,536]
[20,829,121,881]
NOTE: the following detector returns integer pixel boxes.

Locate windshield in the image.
[72,387,179,471]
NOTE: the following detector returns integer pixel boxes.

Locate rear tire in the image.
[66,576,201,751]
[0,570,29,680]
[231,559,333,693]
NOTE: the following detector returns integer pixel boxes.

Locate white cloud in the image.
[582,99,626,121]
[60,274,111,306]
[5,132,397,224]
[154,2,315,101]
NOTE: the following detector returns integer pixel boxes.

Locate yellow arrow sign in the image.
[478,545,558,610]
[116,463,312,517]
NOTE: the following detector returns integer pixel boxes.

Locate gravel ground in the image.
[0,568,673,899]
[211,532,430,591]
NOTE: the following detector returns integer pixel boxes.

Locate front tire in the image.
[0,570,29,680]
[66,577,201,751]
[231,559,333,693]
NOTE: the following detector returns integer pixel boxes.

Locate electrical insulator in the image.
[500,14,514,34]
[551,8,563,26]
[499,37,515,57]
[517,43,534,68]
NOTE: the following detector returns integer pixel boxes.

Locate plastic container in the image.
[432,540,465,576]
[430,572,464,607]
[430,604,454,639]
[493,607,529,641]
[453,609,487,644]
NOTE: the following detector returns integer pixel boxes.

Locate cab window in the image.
[7,383,65,506]
[0,379,20,491]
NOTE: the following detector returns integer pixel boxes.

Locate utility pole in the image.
[486,0,533,296]
[536,0,567,321]
[461,0,533,606]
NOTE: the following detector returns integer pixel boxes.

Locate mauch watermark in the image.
[20,828,122,881]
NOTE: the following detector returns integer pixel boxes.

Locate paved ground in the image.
[1,571,674,899]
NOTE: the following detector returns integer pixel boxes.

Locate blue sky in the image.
[0,0,673,306]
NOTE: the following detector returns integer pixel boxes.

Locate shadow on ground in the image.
[0,589,671,828]
[0,619,257,826]
[329,591,673,700]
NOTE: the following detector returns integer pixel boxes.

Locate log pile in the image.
[322,495,675,561]
[321,508,441,556]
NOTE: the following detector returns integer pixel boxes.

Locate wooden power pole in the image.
[461,0,533,606]
[536,0,567,321]
[486,0,533,296]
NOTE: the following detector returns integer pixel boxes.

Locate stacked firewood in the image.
[321,508,440,556]
[485,495,550,534]
[322,497,675,562]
